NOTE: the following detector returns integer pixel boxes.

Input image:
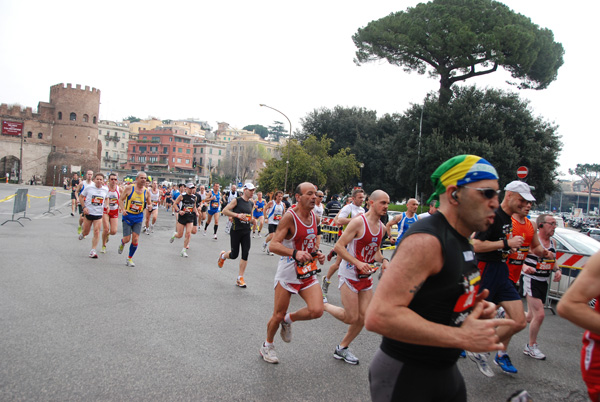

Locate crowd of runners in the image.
[68,156,600,402]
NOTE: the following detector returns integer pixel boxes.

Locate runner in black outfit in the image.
[366,155,513,402]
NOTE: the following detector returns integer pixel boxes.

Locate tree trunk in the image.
[438,76,453,106]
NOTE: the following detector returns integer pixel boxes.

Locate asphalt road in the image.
[0,184,591,401]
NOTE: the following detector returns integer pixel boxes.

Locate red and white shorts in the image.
[339,276,373,293]
[104,208,118,219]
[277,276,319,294]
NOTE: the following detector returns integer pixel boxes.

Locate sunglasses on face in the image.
[461,186,500,199]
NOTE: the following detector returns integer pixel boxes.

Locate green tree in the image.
[353,0,564,105]
[243,124,270,139]
[124,116,141,123]
[257,136,359,195]
[569,164,600,214]
[391,86,562,201]
[269,121,288,142]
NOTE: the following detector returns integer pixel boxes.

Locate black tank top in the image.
[381,212,482,368]
[232,197,253,232]
[180,193,196,214]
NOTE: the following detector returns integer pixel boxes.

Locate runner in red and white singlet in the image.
[101,173,120,254]
[558,251,600,401]
[323,190,391,365]
[260,182,326,364]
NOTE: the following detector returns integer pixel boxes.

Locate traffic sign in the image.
[517,166,528,179]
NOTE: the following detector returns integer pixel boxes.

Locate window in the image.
[93,116,96,124]
[139,146,146,153]
[143,137,147,140]
[172,147,176,152]
[186,159,190,164]
[178,148,183,153]
[122,133,125,138]
[172,157,175,163]
[105,152,109,157]
[209,148,213,154]
[70,112,76,121]
[150,146,158,152]
[83,114,89,123]
[186,149,190,154]
[199,157,203,165]
[177,158,181,163]
[169,137,173,142]
[58,112,62,120]
[38,133,43,139]
[149,156,157,163]
[152,136,160,142]
[163,147,168,154]
[218,150,221,156]
[27,131,32,138]
[132,146,136,152]
[105,141,109,147]
[138,156,146,162]
[201,148,204,154]
[121,143,124,149]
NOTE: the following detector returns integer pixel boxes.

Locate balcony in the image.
[104,156,120,162]
[106,135,121,142]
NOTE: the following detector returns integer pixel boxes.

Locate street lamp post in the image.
[260,104,292,192]
[415,105,424,199]
[226,124,242,186]
[359,163,364,186]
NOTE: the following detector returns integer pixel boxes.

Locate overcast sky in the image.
[1,0,598,178]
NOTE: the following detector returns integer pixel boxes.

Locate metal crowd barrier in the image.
[1,188,30,226]
[320,217,341,246]
[543,250,590,312]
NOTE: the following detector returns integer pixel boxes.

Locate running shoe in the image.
[252,232,256,238]
[126,258,135,267]
[496,307,506,319]
[460,350,466,358]
[77,226,82,235]
[101,246,106,254]
[118,242,124,254]
[78,233,84,240]
[257,233,262,238]
[146,227,151,235]
[334,346,359,365]
[280,321,292,342]
[507,390,533,402]
[236,276,247,288]
[213,234,218,240]
[467,351,494,377]
[322,294,328,304]
[494,353,518,374]
[71,212,74,216]
[218,251,226,268]
[170,233,176,243]
[181,249,188,258]
[203,230,207,236]
[150,225,154,233]
[142,226,147,233]
[523,344,546,360]
[89,250,98,259]
[322,277,331,295]
[262,242,267,252]
[260,343,279,364]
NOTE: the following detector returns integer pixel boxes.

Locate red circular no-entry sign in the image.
[517,166,529,179]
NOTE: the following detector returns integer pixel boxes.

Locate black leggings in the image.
[229,230,251,261]
[369,348,466,402]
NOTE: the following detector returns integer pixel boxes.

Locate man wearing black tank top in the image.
[218,183,256,288]
[366,155,514,402]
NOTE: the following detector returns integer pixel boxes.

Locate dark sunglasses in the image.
[461,186,500,199]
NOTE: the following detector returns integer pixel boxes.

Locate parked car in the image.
[582,228,600,241]
[553,227,600,256]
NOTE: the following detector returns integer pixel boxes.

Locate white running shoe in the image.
[523,343,546,360]
[181,249,188,258]
[89,250,98,259]
[467,352,494,377]
[213,234,217,240]
[260,343,279,364]
[126,258,135,267]
[203,230,207,236]
[280,321,292,343]
[262,242,267,252]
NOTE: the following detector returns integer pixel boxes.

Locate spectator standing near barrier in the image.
[321,189,366,296]
[262,191,286,255]
[78,172,108,259]
[323,190,390,365]
[366,155,513,402]
[557,251,600,402]
[521,214,561,360]
[259,182,326,364]
[218,183,256,288]
[101,173,120,254]
[118,172,151,267]
[325,194,342,218]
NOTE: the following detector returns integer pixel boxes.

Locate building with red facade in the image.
[123,128,194,175]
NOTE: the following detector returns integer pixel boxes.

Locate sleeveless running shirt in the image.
[268,201,285,225]
[208,190,220,212]
[523,239,556,281]
[582,295,600,385]
[507,217,535,283]
[232,197,254,232]
[274,209,318,285]
[254,200,266,218]
[105,187,120,213]
[340,215,384,281]
[123,187,146,224]
[149,188,160,210]
[381,212,481,368]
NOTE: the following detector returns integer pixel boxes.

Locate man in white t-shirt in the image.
[322,189,366,295]
[313,190,325,249]
[79,172,108,258]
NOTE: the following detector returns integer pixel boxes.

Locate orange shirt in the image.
[507,217,535,283]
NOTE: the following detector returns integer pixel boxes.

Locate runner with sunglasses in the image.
[471,180,553,374]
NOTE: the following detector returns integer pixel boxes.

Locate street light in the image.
[415,104,424,199]
[260,104,292,192]
[227,124,242,185]
[358,163,364,186]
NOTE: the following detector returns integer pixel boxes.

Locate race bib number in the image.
[357,263,379,279]
[184,206,193,213]
[274,213,282,221]
[211,201,219,209]
[296,257,320,279]
[538,260,554,271]
[91,196,104,206]
[257,208,263,212]
[130,200,143,213]
[241,214,252,223]
[451,270,481,326]
[152,201,158,207]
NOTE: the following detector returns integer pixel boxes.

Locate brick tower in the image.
[46,83,101,184]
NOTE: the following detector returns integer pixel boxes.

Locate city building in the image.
[98,120,129,171]
[0,83,100,185]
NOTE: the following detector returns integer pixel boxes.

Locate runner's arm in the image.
[333,218,370,272]
[385,214,401,238]
[221,198,238,218]
[558,251,600,334]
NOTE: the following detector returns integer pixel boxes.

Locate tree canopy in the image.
[257,136,359,195]
[569,164,600,214]
[268,121,289,142]
[352,0,564,104]
[243,124,270,139]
